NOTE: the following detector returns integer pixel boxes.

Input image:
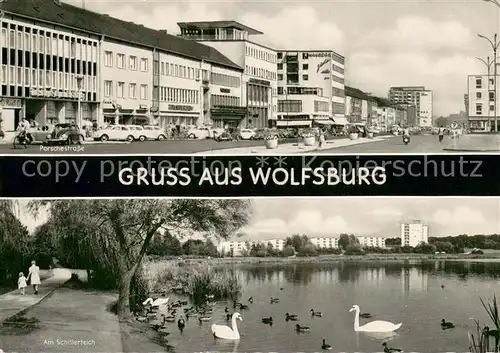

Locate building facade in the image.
[178,21,277,129]
[0,14,99,131]
[310,237,339,249]
[101,39,152,125]
[466,74,500,132]
[276,50,346,128]
[400,221,429,247]
[389,86,433,128]
[357,236,387,248]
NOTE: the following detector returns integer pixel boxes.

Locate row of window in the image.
[159,87,199,104]
[314,100,329,113]
[278,52,345,65]
[159,61,207,81]
[211,94,240,107]
[103,80,148,100]
[278,87,324,96]
[1,23,98,62]
[245,65,277,81]
[278,73,312,82]
[103,51,148,72]
[475,77,495,89]
[476,91,495,100]
[210,72,240,88]
[278,100,302,113]
[245,46,277,64]
[1,65,95,91]
[475,103,495,115]
[248,85,270,104]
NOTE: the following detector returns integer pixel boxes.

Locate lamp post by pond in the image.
[478,33,500,132]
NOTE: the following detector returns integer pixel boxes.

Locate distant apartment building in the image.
[466,75,500,132]
[400,221,429,247]
[276,50,346,128]
[178,21,277,129]
[357,236,387,248]
[389,86,433,127]
[310,236,339,249]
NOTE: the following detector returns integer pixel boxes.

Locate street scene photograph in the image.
[0,198,499,353]
[0,0,499,154]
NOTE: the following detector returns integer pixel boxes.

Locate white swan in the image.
[211,312,242,340]
[142,297,169,307]
[349,305,402,333]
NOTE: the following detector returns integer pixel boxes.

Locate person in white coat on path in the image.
[27,260,41,294]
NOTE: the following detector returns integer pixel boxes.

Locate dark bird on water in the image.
[441,319,455,329]
[177,318,185,331]
[483,326,500,338]
[359,313,372,319]
[382,342,403,352]
[441,284,445,289]
[295,324,310,332]
[285,313,299,321]
[321,338,332,350]
[261,317,273,324]
[248,296,254,303]
[310,309,323,317]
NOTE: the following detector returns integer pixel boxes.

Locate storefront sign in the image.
[168,105,193,112]
[0,98,22,108]
[30,88,85,100]
[308,52,331,58]
[248,78,270,86]
[220,88,231,94]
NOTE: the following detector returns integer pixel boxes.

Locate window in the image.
[476,103,482,115]
[277,52,282,59]
[277,63,283,70]
[0,29,6,47]
[490,78,494,85]
[104,51,113,67]
[24,33,30,51]
[117,81,125,98]
[117,54,125,69]
[128,56,137,70]
[39,69,44,86]
[25,68,30,85]
[476,92,482,99]
[140,84,148,99]
[39,35,45,53]
[302,64,308,70]
[1,66,6,84]
[303,74,309,81]
[278,74,283,81]
[490,105,494,111]
[129,83,136,98]
[140,58,148,72]
[17,31,22,51]
[104,80,113,97]
[32,69,37,86]
[490,92,495,101]
[476,78,482,89]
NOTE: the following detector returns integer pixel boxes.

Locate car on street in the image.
[238,128,256,140]
[26,123,54,143]
[216,131,233,142]
[45,123,85,145]
[142,125,167,140]
[94,125,136,142]
[187,126,211,139]
[125,125,148,141]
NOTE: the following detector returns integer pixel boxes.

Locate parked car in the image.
[94,125,136,142]
[125,125,148,141]
[187,126,211,139]
[45,123,85,145]
[238,128,256,140]
[142,125,167,140]
[216,131,233,142]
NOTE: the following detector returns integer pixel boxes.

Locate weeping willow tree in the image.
[28,199,252,319]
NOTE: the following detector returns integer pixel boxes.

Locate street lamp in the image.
[76,75,84,130]
[478,33,500,132]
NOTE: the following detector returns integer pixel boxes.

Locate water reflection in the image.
[401,268,428,294]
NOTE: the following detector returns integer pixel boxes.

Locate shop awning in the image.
[276,120,312,127]
[314,120,334,125]
[332,117,349,125]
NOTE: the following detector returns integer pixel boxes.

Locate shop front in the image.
[211,106,248,128]
[0,98,22,131]
[159,104,200,128]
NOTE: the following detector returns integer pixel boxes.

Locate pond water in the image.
[164,260,500,353]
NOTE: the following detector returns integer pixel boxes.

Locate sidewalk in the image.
[0,271,123,353]
[195,135,392,155]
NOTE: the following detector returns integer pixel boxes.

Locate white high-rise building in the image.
[389,86,433,127]
[400,221,429,247]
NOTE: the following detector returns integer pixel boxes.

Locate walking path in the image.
[194,136,393,155]
[0,269,123,353]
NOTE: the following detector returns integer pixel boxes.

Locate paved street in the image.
[0,134,456,155]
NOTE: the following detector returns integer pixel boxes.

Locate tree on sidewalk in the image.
[28,199,252,319]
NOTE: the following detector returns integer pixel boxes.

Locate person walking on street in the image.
[18,272,27,295]
[438,126,445,143]
[318,129,325,149]
[27,260,41,294]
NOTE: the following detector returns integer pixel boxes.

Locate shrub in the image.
[297,244,318,257]
[282,246,295,257]
[344,244,364,255]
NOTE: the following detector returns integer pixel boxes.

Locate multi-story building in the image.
[357,236,387,248]
[466,75,500,132]
[389,86,433,127]
[0,0,244,131]
[267,238,285,251]
[345,86,370,124]
[178,21,277,129]
[400,221,429,247]
[275,50,346,128]
[0,2,100,131]
[310,236,339,249]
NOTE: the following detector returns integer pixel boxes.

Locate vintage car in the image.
[125,125,148,141]
[238,128,256,140]
[25,123,54,143]
[187,126,212,139]
[142,125,167,140]
[216,131,234,142]
[94,125,136,142]
[45,123,85,145]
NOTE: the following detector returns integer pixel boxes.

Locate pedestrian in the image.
[27,260,41,295]
[18,272,27,295]
[318,129,325,149]
[438,125,445,143]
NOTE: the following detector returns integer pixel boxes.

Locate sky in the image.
[17,198,500,240]
[62,0,500,117]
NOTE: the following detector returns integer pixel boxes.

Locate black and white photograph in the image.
[0,198,499,353]
[0,0,499,154]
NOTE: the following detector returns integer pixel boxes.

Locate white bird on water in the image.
[349,305,402,333]
[142,297,170,307]
[211,312,242,340]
